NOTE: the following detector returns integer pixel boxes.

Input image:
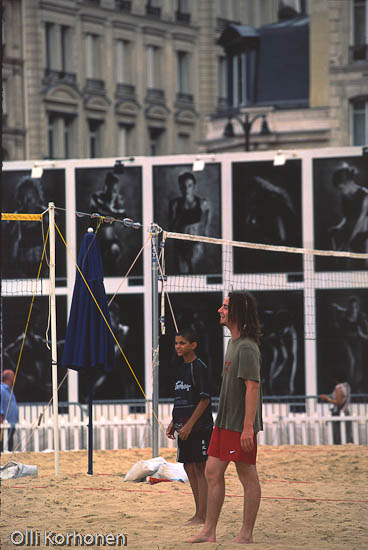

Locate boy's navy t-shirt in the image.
[172,357,213,432]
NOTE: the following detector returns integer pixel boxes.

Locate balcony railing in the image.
[116,83,136,98]
[115,0,131,11]
[43,69,77,86]
[146,87,165,103]
[217,96,229,112]
[349,43,368,62]
[175,10,191,24]
[85,78,106,94]
[176,92,194,104]
[146,4,161,18]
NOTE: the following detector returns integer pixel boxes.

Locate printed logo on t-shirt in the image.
[175,380,191,391]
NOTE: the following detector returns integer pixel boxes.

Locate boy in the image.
[166,329,213,524]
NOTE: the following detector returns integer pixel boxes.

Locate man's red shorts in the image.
[208,426,257,464]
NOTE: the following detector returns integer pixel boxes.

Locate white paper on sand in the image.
[124,456,188,482]
[0,461,38,479]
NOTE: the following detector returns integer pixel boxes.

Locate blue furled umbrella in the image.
[62,229,114,474]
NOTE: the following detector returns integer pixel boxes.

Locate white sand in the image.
[1,445,367,549]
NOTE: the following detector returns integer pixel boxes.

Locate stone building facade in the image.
[2,0,367,160]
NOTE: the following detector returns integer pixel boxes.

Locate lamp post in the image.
[223,112,271,151]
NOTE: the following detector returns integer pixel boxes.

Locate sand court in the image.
[1,445,367,550]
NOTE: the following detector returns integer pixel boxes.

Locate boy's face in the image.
[175,335,197,358]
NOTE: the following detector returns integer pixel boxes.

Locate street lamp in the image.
[223,112,271,151]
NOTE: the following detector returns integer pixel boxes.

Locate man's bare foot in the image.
[233,533,253,544]
[186,516,205,525]
[187,530,216,543]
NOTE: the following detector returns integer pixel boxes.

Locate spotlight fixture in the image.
[113,157,135,175]
[273,152,286,166]
[113,160,125,174]
[273,150,299,166]
[191,154,216,172]
[192,159,205,171]
[31,165,44,178]
[31,161,56,179]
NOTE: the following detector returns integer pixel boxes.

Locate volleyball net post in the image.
[49,202,60,476]
[151,224,160,458]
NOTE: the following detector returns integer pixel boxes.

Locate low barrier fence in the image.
[1,396,367,452]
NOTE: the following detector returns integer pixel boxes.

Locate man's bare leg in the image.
[233,462,261,544]
[187,456,229,543]
[184,463,201,523]
[191,462,207,523]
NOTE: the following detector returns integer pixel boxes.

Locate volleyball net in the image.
[158,230,368,399]
[1,206,368,458]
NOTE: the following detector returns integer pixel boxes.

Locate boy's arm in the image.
[166,419,175,439]
[178,397,210,440]
[240,380,260,452]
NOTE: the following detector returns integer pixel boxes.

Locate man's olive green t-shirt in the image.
[215,337,263,434]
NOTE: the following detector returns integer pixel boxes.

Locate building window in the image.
[88,119,103,158]
[176,0,191,23]
[86,33,101,79]
[2,80,7,126]
[45,23,72,72]
[48,113,75,159]
[351,98,368,145]
[45,23,57,70]
[218,56,227,104]
[176,133,190,154]
[147,45,160,88]
[61,26,72,72]
[118,124,132,155]
[177,0,189,10]
[116,40,130,84]
[177,51,190,93]
[149,127,164,156]
[282,0,309,14]
[228,50,257,108]
[351,0,368,61]
[146,0,161,18]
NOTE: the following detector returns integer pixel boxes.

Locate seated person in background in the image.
[320,372,353,444]
[0,370,19,452]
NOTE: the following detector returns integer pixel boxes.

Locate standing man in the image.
[0,370,19,452]
[189,291,263,544]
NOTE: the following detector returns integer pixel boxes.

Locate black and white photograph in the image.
[158,292,223,399]
[78,294,145,402]
[254,290,305,397]
[232,160,303,274]
[153,164,222,275]
[1,170,66,281]
[316,289,368,395]
[313,156,368,271]
[76,167,143,278]
[2,296,68,403]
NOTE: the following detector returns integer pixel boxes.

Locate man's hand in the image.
[240,424,254,452]
[178,422,193,441]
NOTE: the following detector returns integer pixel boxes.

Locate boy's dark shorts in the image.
[177,430,212,464]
